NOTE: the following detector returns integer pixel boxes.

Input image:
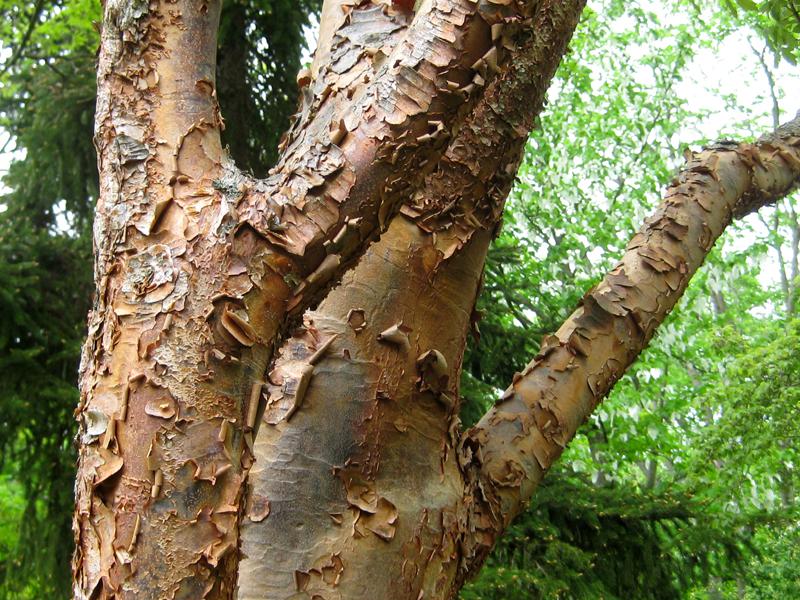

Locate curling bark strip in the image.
[74,0,554,598]
[235,0,546,306]
[459,116,800,578]
[238,222,493,600]
[237,1,585,598]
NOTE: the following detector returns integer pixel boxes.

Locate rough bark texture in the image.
[238,222,492,600]
[74,0,233,597]
[459,115,800,578]
[74,0,800,595]
[73,0,563,598]
[237,2,585,598]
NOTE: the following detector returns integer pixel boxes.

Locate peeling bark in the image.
[238,1,585,598]
[238,220,491,600]
[74,0,569,597]
[235,0,546,298]
[459,115,800,578]
[74,0,235,597]
[76,0,800,595]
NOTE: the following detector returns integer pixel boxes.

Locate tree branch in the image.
[234,0,543,313]
[0,0,47,78]
[789,0,800,28]
[73,0,574,598]
[236,1,586,597]
[459,114,800,578]
[749,38,781,129]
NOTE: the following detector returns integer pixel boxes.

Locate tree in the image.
[66,0,799,598]
[0,0,318,596]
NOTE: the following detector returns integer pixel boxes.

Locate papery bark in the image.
[238,1,586,598]
[74,0,555,597]
[74,0,232,596]
[459,116,800,578]
[76,0,800,595]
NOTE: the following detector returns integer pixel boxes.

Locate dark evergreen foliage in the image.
[217,0,321,175]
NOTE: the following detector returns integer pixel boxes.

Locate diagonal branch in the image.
[235,0,544,312]
[458,114,800,578]
[789,0,800,27]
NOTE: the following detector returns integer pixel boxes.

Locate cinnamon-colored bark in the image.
[459,116,800,577]
[75,0,800,595]
[74,1,231,597]
[237,2,586,598]
[74,0,563,598]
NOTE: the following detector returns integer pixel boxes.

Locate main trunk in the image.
[73,0,800,598]
[74,0,576,597]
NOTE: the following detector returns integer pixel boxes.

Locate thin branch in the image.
[600,58,682,230]
[0,134,14,155]
[757,209,791,306]
[0,0,47,78]
[749,38,781,129]
[789,202,800,315]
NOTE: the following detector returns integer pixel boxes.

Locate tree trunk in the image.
[73,0,800,597]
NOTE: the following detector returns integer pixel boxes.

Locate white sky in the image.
[678,28,798,138]
[678,27,799,289]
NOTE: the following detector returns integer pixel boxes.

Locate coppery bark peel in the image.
[74,0,799,596]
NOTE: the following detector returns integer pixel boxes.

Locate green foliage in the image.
[462,471,759,600]
[464,0,704,399]
[0,476,24,591]
[0,2,101,595]
[687,318,800,509]
[735,525,800,598]
[720,0,800,63]
[0,0,100,229]
[461,0,799,597]
[217,0,321,174]
[0,218,92,598]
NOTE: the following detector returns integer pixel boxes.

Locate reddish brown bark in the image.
[459,116,800,576]
[73,0,566,598]
[74,1,231,596]
[237,2,586,598]
[74,0,800,596]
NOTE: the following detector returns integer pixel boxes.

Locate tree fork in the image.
[76,0,800,594]
[238,1,586,597]
[74,0,573,597]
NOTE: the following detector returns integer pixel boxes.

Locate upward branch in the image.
[459,114,800,576]
[234,0,547,314]
[73,0,562,598]
[236,2,586,598]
